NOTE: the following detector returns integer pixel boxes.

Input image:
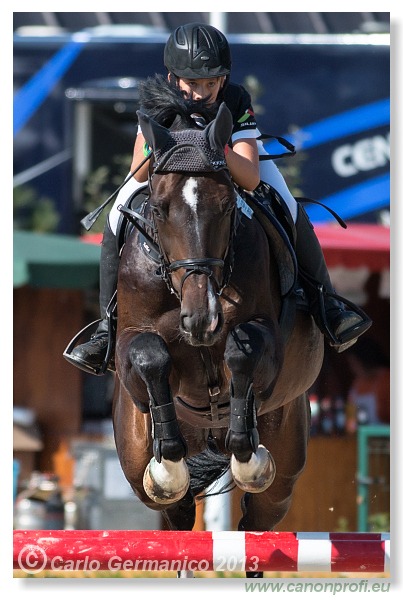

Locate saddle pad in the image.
[243,193,297,298]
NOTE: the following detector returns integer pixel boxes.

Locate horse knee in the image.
[225,323,267,375]
[129,333,172,381]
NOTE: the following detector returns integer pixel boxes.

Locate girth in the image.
[174,394,231,429]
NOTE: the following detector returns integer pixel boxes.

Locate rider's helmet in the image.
[164,22,231,80]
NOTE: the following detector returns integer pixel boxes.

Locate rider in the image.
[67,22,371,374]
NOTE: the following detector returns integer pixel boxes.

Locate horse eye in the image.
[222,199,234,215]
[151,205,166,220]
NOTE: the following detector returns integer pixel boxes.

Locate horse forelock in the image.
[139,75,230,174]
[139,74,218,130]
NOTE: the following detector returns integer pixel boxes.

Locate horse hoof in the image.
[143,457,190,504]
[231,444,276,493]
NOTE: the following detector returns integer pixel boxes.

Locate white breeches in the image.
[258,159,298,223]
[108,175,148,235]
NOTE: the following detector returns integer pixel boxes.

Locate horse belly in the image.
[268,313,324,408]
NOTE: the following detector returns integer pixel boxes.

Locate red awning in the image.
[83,224,390,272]
[315,224,390,271]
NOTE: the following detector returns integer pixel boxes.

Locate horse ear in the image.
[204,103,233,152]
[136,110,173,153]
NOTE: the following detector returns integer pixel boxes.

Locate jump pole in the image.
[13,530,390,574]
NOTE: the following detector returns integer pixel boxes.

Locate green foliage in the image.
[368,512,390,532]
[82,154,132,234]
[276,146,306,199]
[243,74,265,117]
[13,185,60,233]
[336,516,350,532]
[336,512,390,533]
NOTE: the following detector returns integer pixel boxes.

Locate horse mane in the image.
[138,74,219,130]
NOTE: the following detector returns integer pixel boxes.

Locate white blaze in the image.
[182,177,199,212]
[182,177,219,330]
[182,177,200,245]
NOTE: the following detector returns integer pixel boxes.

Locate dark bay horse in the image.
[112,88,323,559]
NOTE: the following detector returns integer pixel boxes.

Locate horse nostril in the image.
[181,314,192,333]
[209,314,219,333]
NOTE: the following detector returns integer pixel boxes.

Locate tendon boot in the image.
[295,205,372,352]
[69,220,119,373]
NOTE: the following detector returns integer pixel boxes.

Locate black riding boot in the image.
[296,205,372,352]
[70,220,119,372]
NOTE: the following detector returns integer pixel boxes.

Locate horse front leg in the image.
[128,332,189,505]
[224,321,282,493]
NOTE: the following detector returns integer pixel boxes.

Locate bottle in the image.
[309,393,320,436]
[320,396,334,436]
[333,396,346,435]
[14,472,65,530]
[356,403,369,426]
[345,400,357,434]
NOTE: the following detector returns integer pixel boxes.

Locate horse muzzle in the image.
[180,309,223,346]
[166,258,224,346]
[180,280,224,346]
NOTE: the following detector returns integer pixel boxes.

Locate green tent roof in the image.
[14,230,101,289]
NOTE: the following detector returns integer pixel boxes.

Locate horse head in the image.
[137,103,236,346]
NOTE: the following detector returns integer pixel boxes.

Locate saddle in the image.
[239,184,309,343]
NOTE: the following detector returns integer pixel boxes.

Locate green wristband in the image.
[143,142,152,157]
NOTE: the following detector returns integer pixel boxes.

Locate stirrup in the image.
[63,319,106,375]
[316,285,372,349]
[63,293,117,375]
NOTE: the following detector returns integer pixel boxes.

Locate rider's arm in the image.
[130,132,149,183]
[224,83,261,192]
[226,138,260,191]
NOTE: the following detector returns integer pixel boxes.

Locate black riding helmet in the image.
[164,22,231,80]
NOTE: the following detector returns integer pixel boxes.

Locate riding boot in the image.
[70,219,119,372]
[295,205,372,352]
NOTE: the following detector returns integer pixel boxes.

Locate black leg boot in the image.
[69,220,119,373]
[295,205,372,352]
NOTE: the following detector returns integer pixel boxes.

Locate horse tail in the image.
[187,438,234,498]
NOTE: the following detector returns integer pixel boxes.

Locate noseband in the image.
[167,257,227,300]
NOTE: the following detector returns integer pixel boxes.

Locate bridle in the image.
[153,206,236,302]
[119,152,236,301]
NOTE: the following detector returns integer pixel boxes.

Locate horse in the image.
[112,82,324,576]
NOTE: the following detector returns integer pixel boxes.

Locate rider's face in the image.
[178,77,225,104]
